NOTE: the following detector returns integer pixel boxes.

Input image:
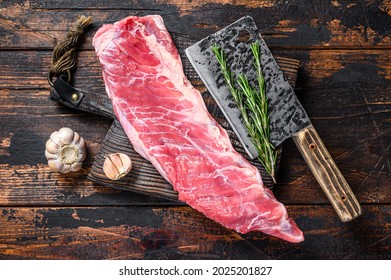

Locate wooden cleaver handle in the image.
[292,125,362,222]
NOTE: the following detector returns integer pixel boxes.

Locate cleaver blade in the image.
[185,16,310,153]
[185,16,362,222]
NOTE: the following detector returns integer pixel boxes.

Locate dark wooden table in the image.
[0,0,390,260]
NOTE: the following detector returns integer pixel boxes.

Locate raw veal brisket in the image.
[93,15,304,243]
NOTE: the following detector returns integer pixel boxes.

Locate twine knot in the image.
[49,15,93,83]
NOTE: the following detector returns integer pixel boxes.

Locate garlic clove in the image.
[50,131,61,146]
[109,153,123,169]
[60,166,71,174]
[78,138,87,162]
[73,132,81,145]
[103,153,132,180]
[103,158,120,180]
[118,153,132,173]
[45,139,59,154]
[70,162,82,172]
[48,159,63,172]
[78,150,87,162]
[59,127,74,145]
[45,150,57,160]
[77,136,86,150]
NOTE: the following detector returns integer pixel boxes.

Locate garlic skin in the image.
[103,153,132,180]
[45,127,87,173]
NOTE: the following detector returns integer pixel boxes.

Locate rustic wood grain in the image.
[0,0,390,49]
[89,120,179,201]
[2,50,391,103]
[86,56,299,199]
[0,0,390,259]
[2,49,391,90]
[1,48,390,205]
[0,205,389,259]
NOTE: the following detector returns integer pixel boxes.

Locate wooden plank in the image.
[86,56,299,200]
[2,49,391,90]
[1,107,387,206]
[88,120,282,200]
[88,120,179,201]
[0,205,389,259]
[0,0,389,261]
[0,0,390,49]
[1,49,389,152]
[0,48,390,205]
[0,163,182,206]
[0,93,175,206]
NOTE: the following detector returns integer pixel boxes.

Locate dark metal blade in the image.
[186,17,258,158]
[185,16,311,149]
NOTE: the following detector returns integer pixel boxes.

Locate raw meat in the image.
[93,15,304,243]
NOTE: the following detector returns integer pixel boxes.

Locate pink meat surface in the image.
[93,15,304,243]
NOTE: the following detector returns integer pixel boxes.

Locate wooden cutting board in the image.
[50,56,300,202]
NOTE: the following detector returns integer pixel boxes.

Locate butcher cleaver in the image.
[185,16,361,222]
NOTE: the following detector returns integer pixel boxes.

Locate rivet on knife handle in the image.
[292,124,362,222]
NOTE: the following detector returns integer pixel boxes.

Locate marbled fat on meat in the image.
[93,15,304,243]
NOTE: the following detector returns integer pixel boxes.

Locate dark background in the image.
[0,0,390,259]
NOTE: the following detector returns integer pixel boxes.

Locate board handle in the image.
[50,75,114,119]
[292,125,362,222]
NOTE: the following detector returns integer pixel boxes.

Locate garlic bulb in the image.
[103,153,132,180]
[45,127,87,173]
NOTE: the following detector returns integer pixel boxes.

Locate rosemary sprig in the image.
[212,41,277,183]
